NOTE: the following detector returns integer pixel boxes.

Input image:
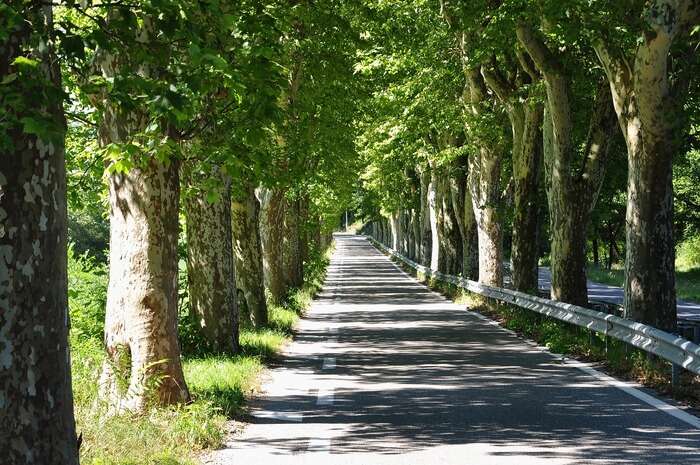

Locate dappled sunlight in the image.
[223,236,700,464]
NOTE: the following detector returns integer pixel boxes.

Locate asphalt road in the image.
[208,234,700,465]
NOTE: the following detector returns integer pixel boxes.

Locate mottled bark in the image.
[465,69,504,287]
[0,5,79,462]
[518,25,617,306]
[428,171,440,271]
[411,209,421,262]
[390,211,401,252]
[449,157,479,280]
[259,188,287,303]
[592,0,698,331]
[482,61,543,293]
[185,173,238,353]
[283,197,303,290]
[232,181,268,327]
[101,158,189,411]
[437,175,462,275]
[511,104,543,293]
[419,168,432,267]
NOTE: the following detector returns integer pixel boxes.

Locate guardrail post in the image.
[671,363,681,390]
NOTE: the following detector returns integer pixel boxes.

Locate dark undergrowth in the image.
[69,245,331,465]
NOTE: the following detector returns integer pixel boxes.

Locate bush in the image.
[677,235,700,271]
[68,244,108,341]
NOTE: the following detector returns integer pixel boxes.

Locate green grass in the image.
[70,244,332,465]
[586,264,700,302]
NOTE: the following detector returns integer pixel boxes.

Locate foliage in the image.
[68,245,108,341]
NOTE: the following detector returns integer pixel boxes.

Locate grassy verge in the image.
[70,245,331,465]
[586,264,700,303]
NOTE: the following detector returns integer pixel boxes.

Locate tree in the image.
[185,166,238,354]
[0,2,78,462]
[516,22,617,306]
[591,0,699,331]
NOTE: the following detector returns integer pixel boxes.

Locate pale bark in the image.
[428,171,440,271]
[465,68,504,287]
[482,60,543,293]
[283,198,303,290]
[0,6,79,461]
[185,173,238,353]
[518,25,617,306]
[419,168,432,266]
[101,158,189,411]
[592,0,699,331]
[390,211,401,251]
[437,174,462,275]
[259,188,287,303]
[232,181,268,327]
[449,157,479,280]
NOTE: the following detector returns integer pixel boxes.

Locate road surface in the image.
[208,234,700,465]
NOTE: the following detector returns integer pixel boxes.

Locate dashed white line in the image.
[317,387,334,405]
[322,357,336,370]
[307,437,331,453]
[250,410,303,422]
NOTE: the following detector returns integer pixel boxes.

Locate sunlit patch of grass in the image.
[184,356,263,416]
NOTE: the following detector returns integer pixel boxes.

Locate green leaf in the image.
[12,56,39,70]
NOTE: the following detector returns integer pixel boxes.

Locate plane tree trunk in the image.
[232,180,268,327]
[482,57,543,293]
[260,188,287,303]
[185,171,238,353]
[0,5,79,462]
[518,25,617,306]
[449,156,479,280]
[592,0,699,331]
[465,68,504,287]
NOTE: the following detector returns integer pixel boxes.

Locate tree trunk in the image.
[390,211,401,251]
[1,5,79,461]
[518,26,617,306]
[428,171,440,271]
[438,175,462,275]
[449,158,479,280]
[259,188,287,303]
[284,197,303,289]
[419,168,432,267]
[185,173,238,354]
[511,103,543,293]
[592,1,697,330]
[232,181,268,327]
[101,157,189,412]
[464,68,504,286]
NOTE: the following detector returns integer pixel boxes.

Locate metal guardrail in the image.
[367,236,700,377]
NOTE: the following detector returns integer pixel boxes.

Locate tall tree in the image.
[591,0,699,331]
[0,3,79,462]
[232,178,268,327]
[185,167,238,353]
[517,23,617,306]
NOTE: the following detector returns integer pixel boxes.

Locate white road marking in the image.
[564,359,700,429]
[306,437,331,453]
[251,410,303,422]
[322,357,336,370]
[327,337,337,344]
[317,387,334,405]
